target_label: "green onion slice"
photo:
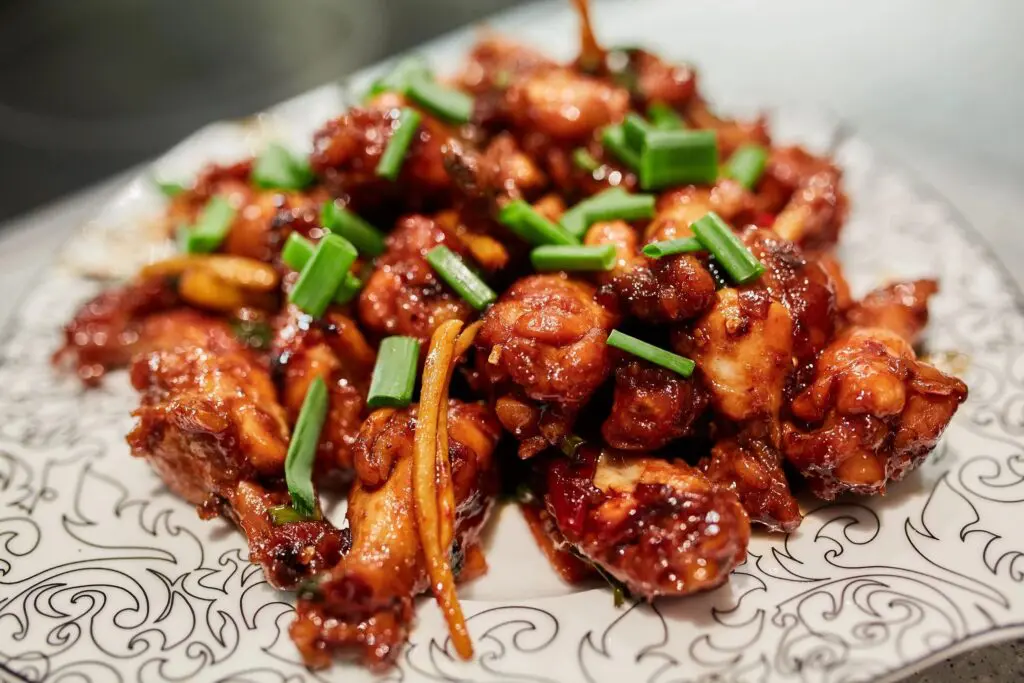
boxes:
[182,196,236,254]
[406,77,474,124]
[498,199,578,247]
[531,244,617,272]
[365,55,433,100]
[573,147,601,173]
[376,107,423,182]
[426,245,497,310]
[691,212,765,284]
[156,180,187,198]
[333,272,363,306]
[622,112,652,151]
[606,330,696,378]
[723,143,769,190]
[283,375,329,519]
[639,129,718,190]
[321,200,386,256]
[642,236,703,258]
[647,102,686,130]
[559,187,654,238]
[281,233,362,305]
[601,124,642,171]
[288,234,358,318]
[367,336,421,408]
[252,143,314,190]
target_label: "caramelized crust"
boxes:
[845,279,938,345]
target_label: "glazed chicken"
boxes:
[55,1,968,672]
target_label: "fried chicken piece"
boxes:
[783,327,967,499]
[542,448,749,598]
[444,134,548,205]
[506,68,629,143]
[585,219,715,323]
[619,48,698,110]
[601,360,708,451]
[358,214,474,344]
[273,305,376,476]
[677,288,794,429]
[845,279,938,345]
[55,276,179,385]
[817,252,853,312]
[310,106,453,214]
[686,98,770,158]
[646,181,754,241]
[168,159,327,262]
[699,436,801,532]
[292,401,501,669]
[764,147,847,252]
[476,274,619,457]
[457,33,557,96]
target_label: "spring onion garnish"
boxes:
[622,113,652,151]
[559,188,654,238]
[321,200,386,256]
[426,245,497,310]
[156,180,187,198]
[498,199,578,247]
[282,375,328,519]
[723,143,769,190]
[367,336,421,408]
[606,330,696,378]
[289,234,358,318]
[376,107,423,181]
[691,212,765,284]
[647,102,686,130]
[268,505,314,525]
[365,55,432,100]
[601,124,641,171]
[642,236,703,258]
[281,233,362,305]
[573,147,601,173]
[531,244,616,272]
[230,317,272,351]
[252,143,314,190]
[182,196,236,254]
[639,129,718,189]
[332,272,363,305]
[406,77,474,124]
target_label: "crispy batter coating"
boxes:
[845,279,938,345]
[601,360,708,451]
[700,436,801,532]
[543,448,749,598]
[764,147,848,251]
[273,305,376,475]
[292,401,500,669]
[358,214,474,344]
[783,327,967,498]
[506,68,630,143]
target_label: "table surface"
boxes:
[1,1,1021,680]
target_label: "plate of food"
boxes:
[2,1,1021,682]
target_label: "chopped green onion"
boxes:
[376,108,422,182]
[606,330,696,378]
[601,124,641,171]
[269,504,320,525]
[252,143,314,190]
[230,318,272,351]
[559,188,653,238]
[426,245,497,310]
[642,237,703,258]
[639,129,718,190]
[367,336,421,408]
[531,244,616,272]
[283,376,329,519]
[498,200,578,247]
[281,233,362,305]
[365,55,432,100]
[321,200,386,256]
[573,147,601,173]
[647,102,686,130]
[182,196,236,254]
[333,272,363,305]
[622,113,652,151]
[723,144,769,190]
[289,234,358,318]
[406,77,474,124]
[691,212,765,285]
[156,180,187,198]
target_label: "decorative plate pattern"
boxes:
[2,11,1023,683]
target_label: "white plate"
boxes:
[2,2,1023,682]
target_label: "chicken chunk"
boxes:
[542,448,749,597]
[358,214,474,344]
[845,279,938,345]
[506,68,630,143]
[783,327,967,499]
[601,360,708,451]
[292,401,501,669]
[457,34,557,96]
[686,98,770,158]
[764,147,847,252]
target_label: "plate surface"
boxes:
[2,3,1023,682]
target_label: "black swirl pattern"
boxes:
[1,104,1023,683]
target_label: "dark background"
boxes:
[0,0,522,223]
